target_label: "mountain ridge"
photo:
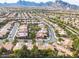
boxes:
[0,0,79,10]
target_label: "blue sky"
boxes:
[0,0,79,5]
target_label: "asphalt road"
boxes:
[37,16,57,43]
[7,22,19,41]
[43,21,57,43]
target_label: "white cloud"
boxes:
[0,0,18,3]
[25,0,53,3]
[62,0,79,5]
[0,0,53,3]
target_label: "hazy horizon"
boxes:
[0,0,79,6]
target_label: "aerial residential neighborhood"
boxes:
[0,0,79,58]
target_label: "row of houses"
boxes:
[36,23,48,40]
[51,23,67,36]
[36,28,48,39]
[0,21,14,39]
[0,18,7,23]
[16,24,28,39]
[53,36,73,56]
[59,15,79,29]
[0,42,33,52]
[0,41,54,53]
[8,13,16,18]
[0,11,30,20]
[0,40,73,56]
[48,11,79,29]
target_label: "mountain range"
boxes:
[0,0,79,10]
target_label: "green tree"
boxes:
[73,38,79,57]
[29,32,36,39]
[12,39,18,45]
[30,45,39,58]
[39,49,57,58]
[0,47,7,55]
[3,39,9,44]
[14,45,30,58]
[73,39,79,51]
[30,45,57,58]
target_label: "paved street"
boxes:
[37,17,57,43]
[7,22,20,41]
[43,21,57,43]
